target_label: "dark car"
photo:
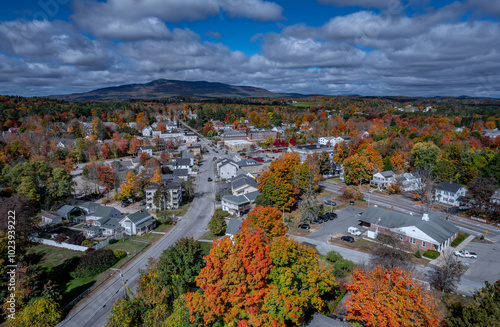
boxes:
[321,212,337,220]
[324,200,337,206]
[341,236,355,243]
[298,224,310,230]
[313,217,324,224]
[139,201,146,206]
[208,177,212,182]
[121,201,130,208]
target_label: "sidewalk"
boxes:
[429,234,476,266]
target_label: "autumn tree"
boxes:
[117,170,136,201]
[242,205,287,239]
[96,165,114,193]
[186,230,272,326]
[10,297,62,327]
[151,166,162,183]
[467,176,498,216]
[342,153,375,185]
[411,141,440,168]
[345,266,443,327]
[106,297,147,327]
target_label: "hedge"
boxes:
[423,250,440,259]
[71,249,118,278]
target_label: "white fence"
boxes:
[30,237,88,252]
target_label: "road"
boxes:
[320,181,500,239]
[58,140,217,327]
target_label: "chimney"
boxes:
[422,212,429,221]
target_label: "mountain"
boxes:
[48,79,303,101]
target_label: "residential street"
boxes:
[57,140,217,327]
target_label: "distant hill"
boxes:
[48,79,303,101]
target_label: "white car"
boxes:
[454,250,477,258]
[348,227,362,236]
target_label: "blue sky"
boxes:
[0,0,499,97]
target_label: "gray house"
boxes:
[217,159,240,179]
[78,202,101,215]
[41,212,63,225]
[86,206,123,224]
[94,217,123,236]
[120,209,155,236]
[57,205,84,222]
[221,190,260,216]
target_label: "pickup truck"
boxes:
[454,250,477,258]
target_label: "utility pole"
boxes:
[110,268,127,298]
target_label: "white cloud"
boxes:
[318,0,390,9]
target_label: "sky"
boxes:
[0,0,499,98]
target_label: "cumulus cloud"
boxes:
[71,0,283,40]
[318,0,390,9]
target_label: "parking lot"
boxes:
[456,241,500,284]
[306,206,365,243]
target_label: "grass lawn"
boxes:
[26,244,84,270]
[452,231,470,247]
[133,232,162,243]
[324,177,341,184]
[200,231,221,241]
[160,203,191,217]
[73,224,84,229]
[197,241,213,256]
[317,189,335,198]
[105,239,148,254]
[318,254,336,270]
[154,222,173,233]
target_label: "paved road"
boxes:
[57,140,217,327]
[320,181,500,239]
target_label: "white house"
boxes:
[221,191,260,216]
[217,159,240,179]
[370,171,396,188]
[94,217,122,236]
[138,146,153,156]
[396,173,421,192]
[435,181,467,206]
[120,209,156,236]
[183,132,198,144]
[231,174,258,195]
[318,136,344,147]
[142,126,153,137]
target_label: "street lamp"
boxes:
[110,268,127,298]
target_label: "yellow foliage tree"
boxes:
[118,171,136,201]
[151,166,162,183]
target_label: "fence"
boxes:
[470,216,487,223]
[30,237,88,252]
[92,232,124,250]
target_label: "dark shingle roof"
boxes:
[380,170,395,178]
[222,191,260,205]
[231,175,257,190]
[237,159,262,167]
[97,217,121,230]
[176,158,191,166]
[93,206,122,218]
[226,219,242,235]
[436,181,465,193]
[126,209,152,224]
[360,206,459,244]
[57,205,77,216]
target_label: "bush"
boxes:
[414,250,422,258]
[423,250,440,259]
[326,250,343,263]
[102,198,110,204]
[72,249,118,278]
[113,249,127,260]
[67,233,86,245]
[451,232,469,247]
[108,238,119,245]
[334,259,355,278]
[54,233,67,244]
[85,247,96,254]
[81,240,94,247]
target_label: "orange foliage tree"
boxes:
[241,206,288,239]
[345,266,443,327]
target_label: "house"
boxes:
[78,202,101,215]
[237,159,263,175]
[85,226,102,238]
[94,217,123,236]
[187,145,202,155]
[318,136,344,147]
[396,173,421,192]
[86,206,123,224]
[484,128,500,138]
[174,158,193,174]
[120,209,156,236]
[217,159,240,179]
[142,126,153,137]
[138,146,153,156]
[370,171,396,188]
[359,206,459,252]
[57,205,84,222]
[225,219,242,242]
[183,132,198,144]
[41,212,63,225]
[173,169,190,181]
[231,174,258,195]
[221,190,260,216]
[182,152,196,166]
[491,189,500,205]
[435,181,467,206]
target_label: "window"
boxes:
[422,242,426,248]
[409,238,416,244]
[399,235,404,241]
[377,227,380,232]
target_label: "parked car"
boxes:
[121,200,131,207]
[313,217,324,224]
[139,201,146,206]
[298,224,310,230]
[341,236,355,243]
[321,212,337,220]
[208,177,213,182]
[324,200,336,206]
[454,250,477,258]
[348,226,362,236]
